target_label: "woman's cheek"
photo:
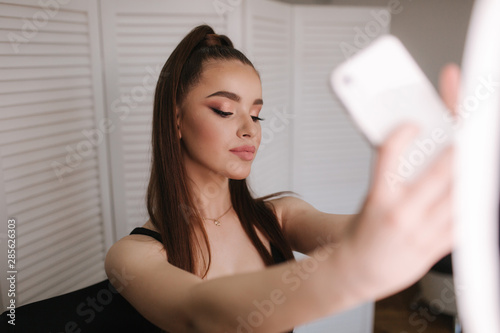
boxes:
[197,122,223,144]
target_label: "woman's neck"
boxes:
[184,165,233,219]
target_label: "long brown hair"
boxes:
[147,24,297,279]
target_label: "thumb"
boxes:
[439,63,461,117]
[370,123,421,199]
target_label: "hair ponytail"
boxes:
[147,25,296,279]
[202,33,232,47]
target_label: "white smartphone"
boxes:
[331,35,454,183]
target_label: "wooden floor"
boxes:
[374,283,455,333]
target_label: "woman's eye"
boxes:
[211,107,264,122]
[211,108,232,117]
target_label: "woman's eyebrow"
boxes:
[254,98,263,106]
[206,91,240,101]
[206,91,263,105]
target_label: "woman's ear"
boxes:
[176,107,182,139]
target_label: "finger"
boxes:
[371,123,421,198]
[405,179,453,263]
[403,145,454,215]
[424,176,453,240]
[420,214,454,272]
[429,214,454,263]
[418,180,454,269]
[439,63,461,117]
[430,175,455,251]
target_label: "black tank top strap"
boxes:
[270,242,287,264]
[130,227,162,243]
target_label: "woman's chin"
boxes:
[229,175,248,181]
[228,169,251,180]
[224,161,252,180]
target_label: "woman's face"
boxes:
[177,60,263,180]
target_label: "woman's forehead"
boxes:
[195,60,262,97]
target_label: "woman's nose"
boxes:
[237,114,258,138]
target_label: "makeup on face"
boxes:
[205,90,264,122]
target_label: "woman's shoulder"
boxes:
[104,222,201,332]
[115,222,162,246]
[264,196,296,229]
[264,195,309,230]
[105,223,166,275]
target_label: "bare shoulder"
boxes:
[264,197,284,228]
[104,232,202,331]
[105,233,166,275]
[105,222,167,273]
[264,195,309,230]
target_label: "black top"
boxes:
[0,228,293,333]
[130,227,294,333]
[130,227,289,264]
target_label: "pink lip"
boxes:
[230,145,256,153]
[230,151,254,161]
[230,145,255,161]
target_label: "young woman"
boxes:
[104,25,459,332]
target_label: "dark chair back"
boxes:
[0,279,162,332]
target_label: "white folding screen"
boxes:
[99,0,241,239]
[244,0,293,198]
[292,6,389,214]
[0,0,113,308]
[0,1,390,330]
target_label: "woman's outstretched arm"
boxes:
[187,64,461,332]
[187,240,363,332]
[105,225,361,333]
[266,195,357,254]
[106,64,459,333]
[106,126,453,333]
[268,64,461,258]
[187,121,454,332]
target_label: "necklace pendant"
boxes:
[214,220,221,226]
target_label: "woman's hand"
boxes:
[342,64,461,301]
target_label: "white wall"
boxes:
[276,0,475,88]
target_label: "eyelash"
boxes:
[211,108,264,122]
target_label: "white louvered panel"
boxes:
[0,0,113,308]
[19,227,102,288]
[101,0,235,238]
[291,6,390,333]
[1,55,90,68]
[20,244,104,303]
[0,67,92,82]
[2,127,92,159]
[8,170,99,216]
[19,206,101,247]
[17,196,101,243]
[0,77,92,94]
[0,118,94,145]
[0,98,94,120]
[293,6,390,216]
[244,0,293,198]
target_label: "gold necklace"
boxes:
[202,205,232,226]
